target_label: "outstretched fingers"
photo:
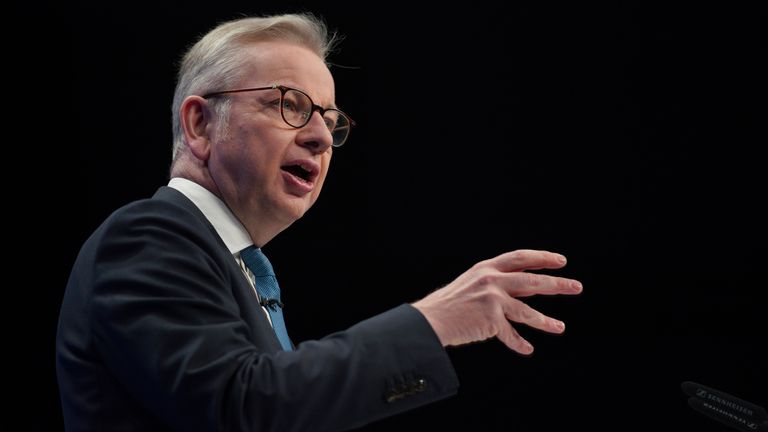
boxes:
[497,323,534,355]
[414,248,581,352]
[503,297,566,335]
[474,271,582,298]
[488,249,568,272]
[506,273,583,297]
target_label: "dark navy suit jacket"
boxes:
[57,186,458,431]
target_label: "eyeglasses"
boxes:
[202,84,355,147]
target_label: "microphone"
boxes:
[259,298,284,310]
[682,381,767,431]
[688,397,768,432]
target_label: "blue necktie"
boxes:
[240,246,293,351]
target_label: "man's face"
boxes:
[208,41,337,232]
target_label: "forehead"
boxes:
[240,41,335,105]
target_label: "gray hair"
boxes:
[170,13,338,161]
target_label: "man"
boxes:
[57,13,583,431]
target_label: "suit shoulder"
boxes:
[84,187,216,254]
[110,188,202,225]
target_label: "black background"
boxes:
[15,1,765,430]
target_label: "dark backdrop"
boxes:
[18,2,764,430]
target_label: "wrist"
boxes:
[412,303,448,347]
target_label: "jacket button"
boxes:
[385,377,427,402]
[414,378,427,392]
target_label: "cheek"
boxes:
[215,125,250,163]
[231,128,271,171]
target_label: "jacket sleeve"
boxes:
[87,199,459,432]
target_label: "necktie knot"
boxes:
[241,245,275,277]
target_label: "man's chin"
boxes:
[279,197,314,222]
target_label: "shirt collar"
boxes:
[168,177,252,254]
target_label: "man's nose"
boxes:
[296,111,333,153]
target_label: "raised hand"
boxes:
[412,250,583,355]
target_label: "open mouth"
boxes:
[280,160,318,184]
[281,165,312,183]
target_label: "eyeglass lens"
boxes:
[282,89,350,147]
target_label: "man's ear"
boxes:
[180,95,214,162]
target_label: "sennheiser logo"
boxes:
[704,392,755,416]
[682,381,767,432]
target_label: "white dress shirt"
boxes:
[168,177,272,325]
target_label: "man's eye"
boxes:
[282,100,299,112]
